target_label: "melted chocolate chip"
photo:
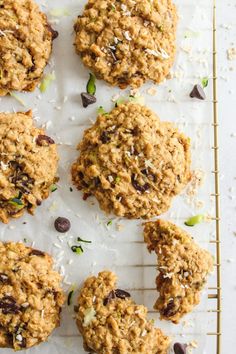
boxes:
[161,300,178,318]
[173,343,187,354]
[114,289,131,299]
[0,273,9,284]
[94,177,100,187]
[103,289,131,306]
[54,217,71,233]
[132,126,140,136]
[81,92,97,108]
[103,290,116,306]
[83,193,91,201]
[0,296,20,314]
[9,162,32,194]
[100,131,111,144]
[36,135,55,146]
[19,337,26,348]
[36,199,42,206]
[47,23,59,40]
[131,174,149,193]
[30,249,45,257]
[189,84,206,100]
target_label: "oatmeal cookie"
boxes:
[71,103,191,219]
[74,0,177,88]
[0,0,58,96]
[75,271,170,354]
[0,110,58,223]
[144,219,214,323]
[0,242,65,350]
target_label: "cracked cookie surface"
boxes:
[144,219,214,323]
[0,0,57,96]
[0,110,58,223]
[75,271,170,354]
[74,0,177,88]
[71,103,191,219]
[0,242,64,350]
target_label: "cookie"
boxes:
[71,103,191,219]
[0,110,59,223]
[75,271,170,354]
[0,242,65,350]
[74,0,177,88]
[0,0,58,96]
[143,219,214,323]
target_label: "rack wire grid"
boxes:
[125,2,221,353]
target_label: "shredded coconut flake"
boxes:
[124,31,132,41]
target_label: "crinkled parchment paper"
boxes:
[0,1,216,353]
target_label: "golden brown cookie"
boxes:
[0,0,58,96]
[0,242,65,350]
[74,0,177,88]
[144,219,214,324]
[0,110,59,223]
[71,103,191,219]
[75,271,170,354]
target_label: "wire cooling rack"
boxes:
[125,2,221,353]
[207,1,221,353]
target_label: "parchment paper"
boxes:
[0,1,215,353]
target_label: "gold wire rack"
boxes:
[209,1,221,353]
[125,2,221,353]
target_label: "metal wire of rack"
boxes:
[207,1,222,353]
[125,2,221,353]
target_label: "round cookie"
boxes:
[0,242,65,350]
[75,271,170,354]
[74,0,177,88]
[0,0,58,96]
[0,110,59,223]
[71,103,191,219]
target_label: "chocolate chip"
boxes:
[83,193,91,201]
[100,131,111,144]
[103,290,116,306]
[0,273,9,284]
[9,163,35,194]
[30,249,45,257]
[36,199,42,206]
[114,289,131,299]
[161,300,178,318]
[19,337,26,348]
[94,177,100,187]
[47,23,59,40]
[81,92,97,108]
[131,174,149,193]
[36,135,55,146]
[54,217,71,233]
[189,84,206,100]
[173,343,187,354]
[0,296,21,314]
[132,126,140,136]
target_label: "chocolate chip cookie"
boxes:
[0,0,58,96]
[75,271,170,354]
[71,103,191,219]
[0,110,58,223]
[0,242,64,350]
[74,0,177,88]
[144,219,214,324]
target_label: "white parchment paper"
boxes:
[0,1,216,353]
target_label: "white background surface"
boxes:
[217,0,236,352]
